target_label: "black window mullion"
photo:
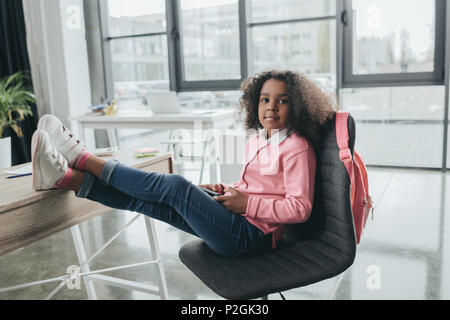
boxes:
[166,0,181,92]
[434,0,446,83]
[238,0,248,81]
[107,31,167,41]
[336,0,345,105]
[98,0,115,100]
[174,0,241,91]
[442,0,450,170]
[248,15,337,28]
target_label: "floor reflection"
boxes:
[0,163,448,299]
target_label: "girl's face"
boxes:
[258,79,289,138]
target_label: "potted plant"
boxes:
[0,71,35,168]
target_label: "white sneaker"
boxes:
[31,130,69,191]
[37,114,86,166]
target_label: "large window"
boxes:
[247,0,337,93]
[447,86,450,169]
[248,0,335,22]
[178,0,241,81]
[341,86,445,168]
[447,121,450,169]
[249,21,336,91]
[104,0,170,109]
[352,0,435,75]
[101,0,338,100]
[447,119,450,169]
[340,0,448,170]
[342,0,445,87]
[98,0,449,170]
[107,0,166,36]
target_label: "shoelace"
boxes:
[50,148,65,170]
[61,126,86,151]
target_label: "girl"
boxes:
[31,70,335,258]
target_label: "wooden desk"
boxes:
[0,151,172,256]
[0,151,172,299]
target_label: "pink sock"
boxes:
[55,167,73,188]
[74,151,93,171]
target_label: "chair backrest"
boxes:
[283,113,357,261]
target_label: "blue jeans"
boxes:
[76,159,272,257]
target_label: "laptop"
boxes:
[146,92,182,114]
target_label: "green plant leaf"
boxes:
[0,71,35,137]
[10,123,23,138]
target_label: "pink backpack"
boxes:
[336,111,373,244]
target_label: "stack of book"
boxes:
[85,100,118,116]
[88,103,106,115]
[133,147,159,158]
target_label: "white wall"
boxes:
[22,0,92,140]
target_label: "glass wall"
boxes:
[448,118,450,169]
[341,86,445,168]
[110,36,169,110]
[107,0,169,109]
[178,0,241,81]
[107,0,166,36]
[177,90,240,109]
[447,119,450,169]
[100,0,448,169]
[247,0,337,93]
[249,20,336,92]
[351,0,436,75]
[248,0,335,22]
[447,65,450,169]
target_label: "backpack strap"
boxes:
[335,111,352,163]
[336,111,356,205]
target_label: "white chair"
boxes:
[161,129,217,184]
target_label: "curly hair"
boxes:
[239,70,336,150]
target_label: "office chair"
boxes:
[178,113,357,300]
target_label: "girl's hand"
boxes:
[198,184,225,194]
[214,187,249,214]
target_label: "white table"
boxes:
[69,109,237,182]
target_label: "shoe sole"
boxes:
[32,130,64,191]
[31,131,43,191]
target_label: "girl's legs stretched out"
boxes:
[71,156,272,257]
[33,114,271,257]
[67,168,197,236]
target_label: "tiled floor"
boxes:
[1,130,449,300]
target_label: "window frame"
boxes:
[246,15,337,77]
[97,0,450,170]
[168,0,247,92]
[100,0,338,93]
[341,0,446,88]
[99,0,171,99]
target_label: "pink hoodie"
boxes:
[224,128,316,248]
